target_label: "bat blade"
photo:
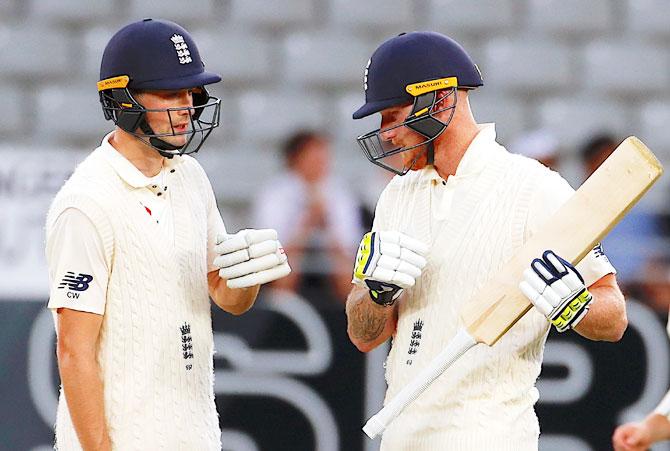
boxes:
[461,136,663,345]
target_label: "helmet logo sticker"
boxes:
[363,59,371,91]
[170,34,192,65]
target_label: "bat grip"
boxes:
[362,327,478,439]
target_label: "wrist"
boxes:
[365,280,402,306]
[368,289,396,307]
[646,413,670,442]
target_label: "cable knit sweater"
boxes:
[45,146,220,450]
[373,125,612,451]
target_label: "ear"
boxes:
[432,88,457,113]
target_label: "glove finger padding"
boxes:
[353,231,428,305]
[377,231,429,256]
[376,255,422,279]
[371,267,415,288]
[519,280,553,316]
[378,242,427,269]
[226,262,291,289]
[520,249,592,332]
[249,240,278,258]
[561,271,584,291]
[541,285,564,308]
[215,229,278,255]
[219,253,281,280]
[213,248,249,268]
[548,279,573,299]
[523,268,548,294]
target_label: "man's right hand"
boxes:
[352,231,428,306]
[612,421,653,451]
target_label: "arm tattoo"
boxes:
[347,295,390,342]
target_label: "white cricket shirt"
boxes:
[46,130,226,450]
[373,123,616,451]
[47,132,224,315]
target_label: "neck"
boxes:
[108,128,165,177]
[432,121,480,180]
[431,90,480,180]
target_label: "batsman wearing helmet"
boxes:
[45,19,290,450]
[346,32,627,450]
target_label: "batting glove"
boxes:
[519,250,593,332]
[214,229,291,289]
[353,231,428,306]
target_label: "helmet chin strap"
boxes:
[426,141,435,165]
[405,91,446,169]
[138,121,183,158]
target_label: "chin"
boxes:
[164,136,188,147]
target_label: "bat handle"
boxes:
[362,327,478,439]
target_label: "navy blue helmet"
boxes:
[98,18,222,157]
[353,32,483,175]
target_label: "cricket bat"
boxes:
[363,136,664,439]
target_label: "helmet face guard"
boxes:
[356,77,458,176]
[98,75,221,158]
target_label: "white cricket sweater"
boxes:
[373,124,613,451]
[46,146,221,450]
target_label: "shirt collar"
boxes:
[422,123,499,183]
[98,131,183,189]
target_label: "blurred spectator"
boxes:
[252,130,363,305]
[580,133,663,287]
[581,134,619,177]
[509,128,561,170]
[629,256,670,313]
[358,152,404,230]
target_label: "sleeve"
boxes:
[526,170,617,287]
[654,389,670,417]
[46,208,109,315]
[206,180,226,273]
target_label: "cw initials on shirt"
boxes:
[58,272,93,299]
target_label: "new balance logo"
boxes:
[58,272,93,292]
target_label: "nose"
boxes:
[177,91,194,116]
[380,124,397,143]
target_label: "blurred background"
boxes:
[1,0,670,450]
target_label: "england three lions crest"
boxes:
[171,34,192,65]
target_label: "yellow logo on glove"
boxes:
[551,289,592,331]
[354,232,374,281]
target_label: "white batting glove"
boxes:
[352,231,428,306]
[519,250,593,332]
[213,229,291,289]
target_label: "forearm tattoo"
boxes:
[347,295,390,342]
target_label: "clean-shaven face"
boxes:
[135,89,194,147]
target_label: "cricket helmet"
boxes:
[98,18,222,157]
[353,31,483,175]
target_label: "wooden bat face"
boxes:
[460,136,664,346]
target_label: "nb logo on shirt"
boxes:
[58,272,93,293]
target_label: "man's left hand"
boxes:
[519,250,592,332]
[214,229,291,289]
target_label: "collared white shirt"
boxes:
[98,133,180,241]
[47,132,224,315]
